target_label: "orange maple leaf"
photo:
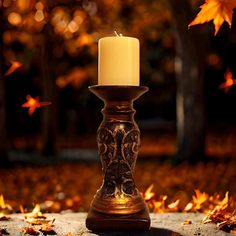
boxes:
[4,60,23,77]
[192,189,208,210]
[189,0,236,35]
[142,184,156,201]
[21,95,52,116]
[219,69,236,92]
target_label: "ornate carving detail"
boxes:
[88,86,149,215]
[97,124,140,198]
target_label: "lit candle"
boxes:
[98,33,140,86]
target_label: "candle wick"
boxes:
[114,31,123,37]
[114,31,119,36]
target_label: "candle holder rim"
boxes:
[89,85,148,101]
[89,85,149,91]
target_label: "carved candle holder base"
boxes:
[86,85,150,231]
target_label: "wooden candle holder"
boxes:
[86,85,150,231]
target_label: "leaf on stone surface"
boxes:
[189,0,236,35]
[0,216,11,221]
[192,189,208,210]
[39,219,56,235]
[168,199,180,209]
[182,220,192,225]
[0,228,9,235]
[22,227,39,235]
[0,195,12,214]
[202,192,236,231]
[26,218,50,225]
[184,202,193,212]
[142,184,156,201]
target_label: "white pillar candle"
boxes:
[98,35,140,86]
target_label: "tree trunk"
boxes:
[0,7,8,165]
[40,28,57,157]
[168,0,206,162]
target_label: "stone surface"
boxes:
[0,213,233,236]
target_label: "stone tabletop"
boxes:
[0,213,233,236]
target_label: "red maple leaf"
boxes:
[21,95,52,115]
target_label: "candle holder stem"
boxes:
[86,85,150,231]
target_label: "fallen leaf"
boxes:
[189,0,236,35]
[0,195,12,212]
[142,184,156,201]
[0,228,9,235]
[184,202,193,212]
[39,219,56,235]
[182,220,192,225]
[22,227,39,235]
[202,192,235,232]
[192,189,208,210]
[0,216,11,221]
[39,228,56,235]
[168,199,180,209]
[26,218,50,225]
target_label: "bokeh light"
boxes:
[34,10,44,22]
[8,12,22,26]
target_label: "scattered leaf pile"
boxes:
[142,186,236,233]
[21,205,56,235]
[203,192,236,233]
[0,162,235,234]
[0,228,10,235]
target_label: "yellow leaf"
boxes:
[182,220,192,225]
[189,0,236,35]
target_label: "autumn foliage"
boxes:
[189,0,236,35]
[21,95,51,116]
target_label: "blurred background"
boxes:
[0,0,235,213]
